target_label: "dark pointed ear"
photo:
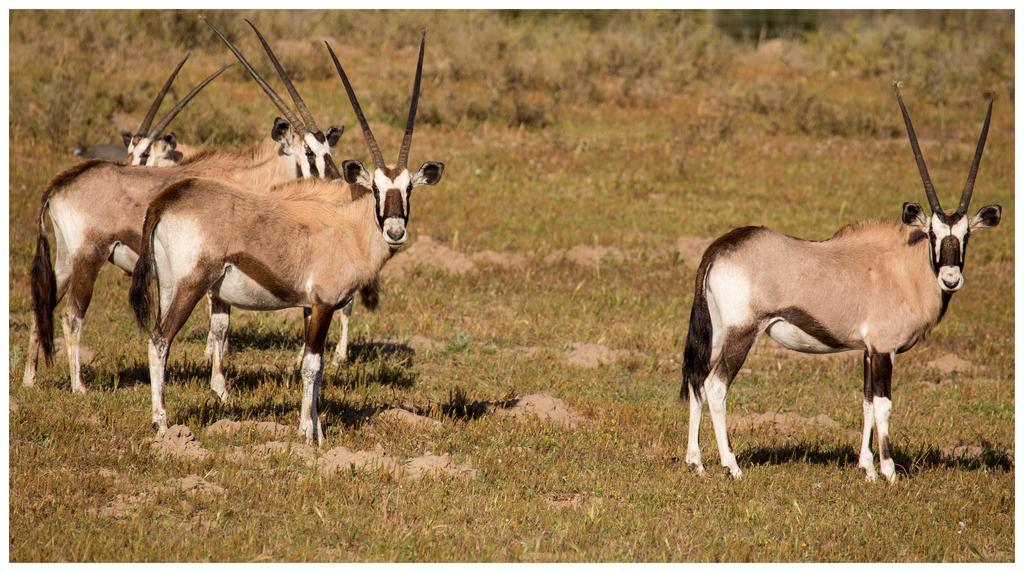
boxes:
[326,126,344,148]
[162,132,177,149]
[970,204,1001,231]
[411,161,444,187]
[902,202,927,228]
[271,117,291,142]
[121,131,133,149]
[342,160,372,188]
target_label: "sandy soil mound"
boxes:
[675,235,713,268]
[940,445,1014,465]
[927,353,979,374]
[544,245,625,268]
[730,412,846,438]
[564,342,640,368]
[408,335,443,352]
[151,425,210,462]
[377,408,442,429]
[471,250,529,270]
[316,444,475,480]
[383,235,475,279]
[493,393,585,429]
[206,419,293,440]
[169,475,226,496]
[544,493,603,510]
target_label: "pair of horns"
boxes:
[894,81,994,215]
[204,17,340,179]
[134,52,231,143]
[326,30,426,171]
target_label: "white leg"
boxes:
[204,294,215,360]
[858,398,877,481]
[331,300,353,366]
[685,383,705,474]
[706,372,741,479]
[873,397,896,483]
[61,313,86,394]
[148,336,169,435]
[208,299,230,402]
[299,351,324,445]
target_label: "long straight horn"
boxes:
[147,64,232,139]
[203,17,305,133]
[957,92,994,214]
[325,40,384,169]
[397,30,426,171]
[893,81,943,213]
[136,52,190,138]
[245,19,320,135]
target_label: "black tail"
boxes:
[681,258,713,401]
[30,203,57,362]
[129,209,158,331]
[358,279,380,311]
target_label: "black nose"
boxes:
[942,278,959,288]
[386,227,405,241]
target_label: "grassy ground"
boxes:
[8,10,1014,561]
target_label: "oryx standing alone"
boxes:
[680,83,1002,482]
[24,47,343,394]
[129,32,444,444]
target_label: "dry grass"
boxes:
[8,10,1015,562]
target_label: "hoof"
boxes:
[210,375,229,403]
[727,467,744,480]
[72,384,87,395]
[864,471,878,482]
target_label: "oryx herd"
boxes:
[22,20,1002,481]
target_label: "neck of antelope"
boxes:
[226,138,303,190]
[901,226,949,328]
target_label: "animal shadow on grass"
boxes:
[738,441,1013,475]
[438,386,519,421]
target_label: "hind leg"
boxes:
[208,296,231,402]
[704,326,757,479]
[330,299,353,366]
[61,254,104,394]
[685,383,705,474]
[295,307,311,367]
[24,231,73,387]
[149,278,216,434]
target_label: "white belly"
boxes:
[766,319,842,354]
[108,242,139,274]
[213,264,291,311]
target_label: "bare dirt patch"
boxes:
[315,444,476,480]
[471,250,529,270]
[206,419,294,440]
[383,235,475,279]
[564,342,640,368]
[376,408,442,429]
[544,245,625,268]
[544,492,603,510]
[675,235,713,268]
[169,475,226,496]
[151,425,211,462]
[493,393,585,429]
[927,353,980,375]
[730,412,850,438]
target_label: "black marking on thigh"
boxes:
[870,352,892,399]
[715,325,757,384]
[771,307,843,349]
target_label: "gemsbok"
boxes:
[122,53,214,167]
[204,18,376,369]
[680,83,1002,483]
[25,43,344,394]
[129,32,443,444]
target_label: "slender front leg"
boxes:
[859,352,878,481]
[204,293,216,360]
[685,383,705,474]
[22,319,41,387]
[299,304,334,445]
[870,351,896,483]
[208,297,231,402]
[295,307,312,367]
[330,299,354,366]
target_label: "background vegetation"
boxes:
[9,10,1014,561]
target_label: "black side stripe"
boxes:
[769,307,844,349]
